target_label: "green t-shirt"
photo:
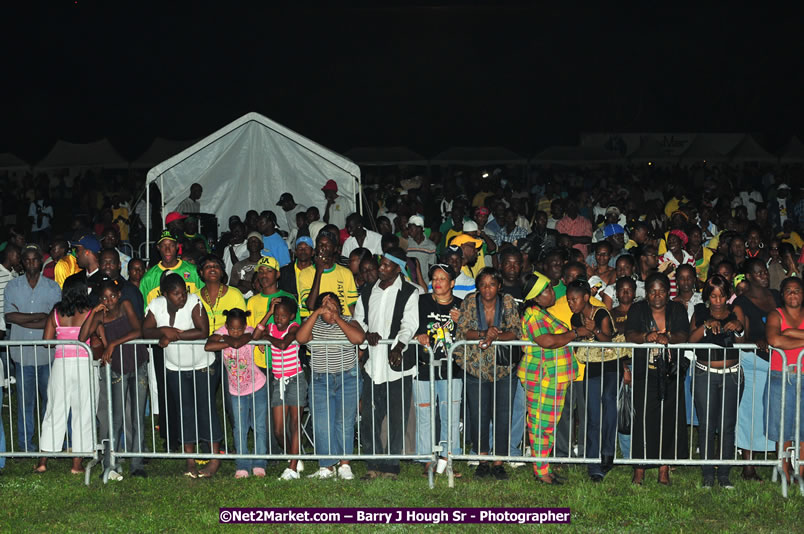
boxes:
[140,260,205,310]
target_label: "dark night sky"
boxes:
[3,3,803,163]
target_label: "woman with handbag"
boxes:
[455,267,520,480]
[624,272,690,486]
[688,274,745,488]
[567,280,620,482]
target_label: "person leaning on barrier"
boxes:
[611,276,637,459]
[141,273,220,479]
[566,279,618,483]
[352,247,419,481]
[413,263,464,478]
[764,276,804,484]
[79,278,149,479]
[519,271,592,485]
[37,277,95,474]
[624,272,690,486]
[733,258,782,481]
[688,274,746,489]
[295,292,365,481]
[455,267,520,481]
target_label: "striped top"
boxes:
[309,316,358,374]
[268,321,301,378]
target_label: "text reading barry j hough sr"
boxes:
[218,507,571,525]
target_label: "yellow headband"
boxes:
[525,270,551,301]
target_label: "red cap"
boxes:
[321,179,338,192]
[165,212,188,225]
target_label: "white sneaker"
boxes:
[507,461,526,469]
[308,467,336,479]
[337,464,354,480]
[108,470,123,481]
[278,468,300,481]
[467,460,479,466]
[291,459,304,473]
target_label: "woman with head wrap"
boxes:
[519,271,593,484]
[658,229,694,299]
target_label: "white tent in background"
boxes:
[344,146,428,166]
[627,137,675,163]
[431,146,526,166]
[131,138,198,169]
[778,136,804,163]
[35,139,128,170]
[678,136,726,164]
[145,112,360,254]
[532,146,621,165]
[727,135,776,163]
[0,152,29,171]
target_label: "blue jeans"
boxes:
[464,373,513,456]
[309,367,359,468]
[414,378,462,460]
[618,433,631,459]
[229,389,268,471]
[509,379,526,457]
[584,371,618,476]
[15,363,50,452]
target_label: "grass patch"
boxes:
[1,455,802,533]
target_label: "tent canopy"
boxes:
[0,152,29,171]
[35,139,128,170]
[779,136,804,163]
[146,112,360,231]
[727,135,776,162]
[344,146,428,166]
[532,146,622,165]
[431,146,526,166]
[627,137,676,162]
[678,136,726,163]
[132,137,197,169]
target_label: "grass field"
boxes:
[1,453,802,533]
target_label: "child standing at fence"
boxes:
[79,278,149,478]
[37,277,96,474]
[205,308,268,479]
[253,297,306,481]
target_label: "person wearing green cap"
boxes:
[519,271,592,485]
[139,230,204,308]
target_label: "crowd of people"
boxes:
[0,163,803,488]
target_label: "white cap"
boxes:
[408,215,425,227]
[463,220,479,232]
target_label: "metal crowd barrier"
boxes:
[100,339,439,488]
[444,340,798,497]
[0,340,106,486]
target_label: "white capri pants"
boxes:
[40,357,98,453]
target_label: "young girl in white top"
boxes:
[253,297,306,480]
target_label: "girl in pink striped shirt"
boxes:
[253,297,307,480]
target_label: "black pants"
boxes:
[692,366,743,479]
[464,373,513,456]
[360,375,412,474]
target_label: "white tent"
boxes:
[145,112,360,252]
[0,152,29,171]
[727,135,776,163]
[678,136,726,164]
[627,137,676,163]
[344,146,428,166]
[532,146,622,165]
[35,139,128,170]
[131,137,198,169]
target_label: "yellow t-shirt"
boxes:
[54,254,81,288]
[296,264,358,317]
[547,295,606,382]
[200,286,246,335]
[112,207,130,242]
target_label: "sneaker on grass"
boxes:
[337,464,354,480]
[279,468,300,481]
[308,467,336,479]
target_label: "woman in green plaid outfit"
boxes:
[519,271,592,485]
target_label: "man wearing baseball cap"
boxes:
[276,193,308,235]
[450,232,483,279]
[406,215,436,281]
[64,234,105,303]
[230,232,264,294]
[139,230,204,308]
[321,179,347,230]
[279,236,314,303]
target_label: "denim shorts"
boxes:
[271,372,308,408]
[767,370,804,443]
